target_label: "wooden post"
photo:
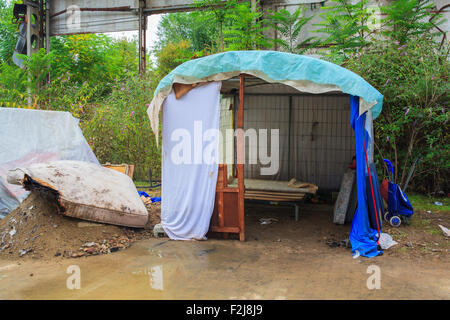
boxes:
[45,0,50,83]
[237,74,245,241]
[138,0,146,74]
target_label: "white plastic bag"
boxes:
[0,108,98,216]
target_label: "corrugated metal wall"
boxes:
[241,93,355,191]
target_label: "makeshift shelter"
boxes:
[0,108,99,217]
[147,51,384,258]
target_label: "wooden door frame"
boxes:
[210,74,246,241]
[236,74,246,241]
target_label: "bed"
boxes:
[228,178,318,221]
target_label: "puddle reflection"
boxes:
[132,265,164,291]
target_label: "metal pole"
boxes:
[46,0,50,83]
[45,0,50,54]
[26,5,32,107]
[143,14,147,73]
[138,4,142,74]
[138,0,146,74]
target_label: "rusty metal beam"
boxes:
[50,6,134,19]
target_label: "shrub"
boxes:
[344,37,449,193]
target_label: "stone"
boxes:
[153,224,166,238]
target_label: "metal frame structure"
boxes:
[16,0,450,75]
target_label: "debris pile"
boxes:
[140,195,161,227]
[0,191,161,260]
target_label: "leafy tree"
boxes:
[224,1,270,50]
[155,11,219,53]
[315,0,374,59]
[192,0,237,51]
[380,0,444,44]
[154,40,195,80]
[19,48,54,95]
[345,37,449,193]
[81,72,161,180]
[266,5,319,54]
[0,0,19,64]
[0,62,27,107]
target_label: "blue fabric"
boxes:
[138,191,150,198]
[138,191,161,203]
[154,51,383,119]
[349,95,382,258]
[383,159,394,175]
[388,182,414,218]
[151,197,161,203]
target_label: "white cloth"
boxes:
[161,81,221,240]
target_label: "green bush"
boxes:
[344,37,449,193]
[81,72,161,181]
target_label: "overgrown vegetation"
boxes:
[0,0,448,193]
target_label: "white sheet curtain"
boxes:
[161,82,221,240]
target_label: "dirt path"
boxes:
[0,202,448,299]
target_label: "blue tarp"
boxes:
[138,191,161,203]
[349,96,382,258]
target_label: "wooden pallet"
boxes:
[244,190,305,202]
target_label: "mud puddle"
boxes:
[1,237,449,299]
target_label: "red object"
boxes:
[348,159,356,170]
[364,141,381,246]
[380,179,389,203]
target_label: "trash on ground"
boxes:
[379,232,398,250]
[259,218,279,225]
[153,223,166,238]
[138,191,161,203]
[326,238,351,248]
[7,160,148,228]
[434,201,443,206]
[438,225,449,237]
[102,163,134,179]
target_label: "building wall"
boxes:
[260,0,448,51]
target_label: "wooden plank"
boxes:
[210,226,240,233]
[216,187,239,193]
[245,191,305,197]
[333,169,356,225]
[244,195,305,201]
[237,74,245,242]
[228,178,317,194]
[220,164,227,238]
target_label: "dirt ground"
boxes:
[0,191,160,260]
[0,196,448,299]
[244,202,449,261]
